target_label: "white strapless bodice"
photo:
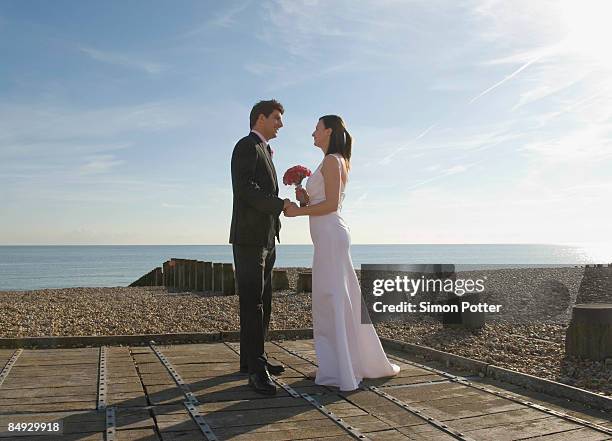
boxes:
[305,154,346,212]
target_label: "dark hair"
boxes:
[320,115,352,170]
[250,99,284,129]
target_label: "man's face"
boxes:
[260,109,284,140]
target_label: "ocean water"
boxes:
[0,244,609,291]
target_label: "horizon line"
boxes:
[0,242,602,247]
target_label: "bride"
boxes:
[284,115,400,391]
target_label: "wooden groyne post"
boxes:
[129,258,234,294]
[129,267,163,287]
[566,303,612,360]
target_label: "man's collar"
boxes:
[250,129,267,144]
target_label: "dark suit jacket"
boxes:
[229,132,284,248]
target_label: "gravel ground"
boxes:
[1,266,610,397]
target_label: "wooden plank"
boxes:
[140,386,184,405]
[276,340,316,351]
[519,427,612,440]
[198,402,367,428]
[136,372,176,386]
[361,373,445,387]
[115,428,161,440]
[209,414,391,441]
[1,377,98,389]
[303,429,412,441]
[464,415,585,440]
[415,395,525,421]
[6,368,97,378]
[0,394,98,406]
[368,405,442,429]
[195,394,354,413]
[0,385,95,399]
[211,419,354,440]
[444,407,551,432]
[146,355,239,365]
[10,357,98,367]
[0,402,97,412]
[156,342,237,352]
[397,424,462,440]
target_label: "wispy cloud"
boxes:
[78,155,125,175]
[178,1,252,38]
[245,0,426,89]
[209,1,251,27]
[378,124,438,165]
[0,101,192,146]
[378,125,520,168]
[251,60,356,91]
[521,123,612,164]
[468,55,542,104]
[403,162,478,191]
[161,202,188,208]
[79,46,166,74]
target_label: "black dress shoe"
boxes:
[266,361,285,375]
[248,369,277,395]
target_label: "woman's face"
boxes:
[312,119,331,150]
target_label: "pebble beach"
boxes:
[1,266,610,397]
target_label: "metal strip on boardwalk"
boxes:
[98,347,117,441]
[225,342,372,441]
[388,354,612,437]
[185,401,221,441]
[149,341,219,441]
[105,406,116,441]
[98,346,108,410]
[0,348,22,388]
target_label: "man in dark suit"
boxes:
[230,99,296,395]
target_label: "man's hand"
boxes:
[283,198,293,211]
[284,203,300,217]
[295,187,309,206]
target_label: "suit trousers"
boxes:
[232,244,276,373]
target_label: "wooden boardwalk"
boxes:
[0,339,610,440]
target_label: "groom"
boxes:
[229,99,295,395]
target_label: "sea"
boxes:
[0,244,610,291]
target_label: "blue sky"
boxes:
[1,0,611,246]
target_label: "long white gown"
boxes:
[305,153,400,391]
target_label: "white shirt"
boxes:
[251,129,267,144]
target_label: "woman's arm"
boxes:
[290,155,342,217]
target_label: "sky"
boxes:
[1,0,611,245]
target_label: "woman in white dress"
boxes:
[284,115,400,391]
